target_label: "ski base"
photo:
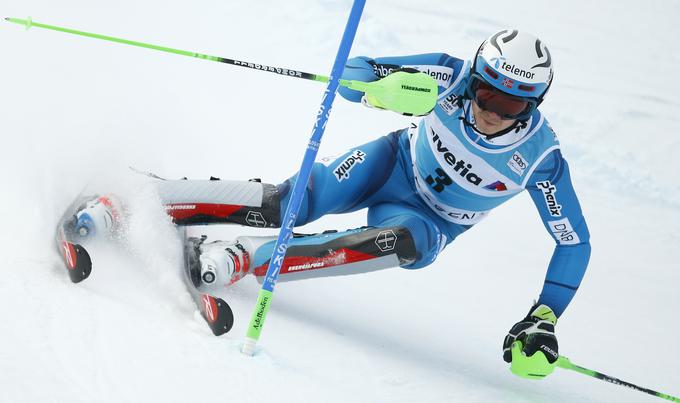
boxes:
[55,192,234,335]
[55,196,95,283]
[183,234,234,336]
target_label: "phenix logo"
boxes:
[334,150,367,182]
[536,180,562,217]
[430,129,483,186]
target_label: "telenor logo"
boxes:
[421,68,450,84]
[403,65,454,86]
[490,56,507,69]
[500,61,535,80]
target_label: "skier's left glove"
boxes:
[361,68,435,116]
[502,304,559,379]
[361,70,422,111]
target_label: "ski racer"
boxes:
[77,29,590,378]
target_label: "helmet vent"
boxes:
[484,66,499,79]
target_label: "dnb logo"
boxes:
[375,230,397,252]
[548,218,580,245]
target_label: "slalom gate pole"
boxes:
[4,16,331,84]
[241,0,365,356]
[557,356,680,402]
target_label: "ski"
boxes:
[55,195,95,283]
[55,187,234,336]
[133,169,236,336]
[182,234,234,336]
[132,168,235,335]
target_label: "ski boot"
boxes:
[70,195,124,240]
[184,236,253,296]
[56,194,124,283]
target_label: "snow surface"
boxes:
[1,0,679,402]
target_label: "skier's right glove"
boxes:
[502,304,559,379]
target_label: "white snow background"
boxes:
[1,0,679,402]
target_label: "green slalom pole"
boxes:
[5,17,437,115]
[557,356,680,402]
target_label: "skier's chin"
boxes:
[472,106,515,135]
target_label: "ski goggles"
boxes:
[466,74,537,120]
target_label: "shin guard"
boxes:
[157,179,281,228]
[243,226,417,282]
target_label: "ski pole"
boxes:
[557,356,680,402]
[5,17,330,84]
[5,16,437,116]
[241,0,365,356]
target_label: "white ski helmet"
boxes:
[465,29,554,120]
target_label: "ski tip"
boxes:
[4,17,10,21]
[196,294,234,336]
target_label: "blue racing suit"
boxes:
[277,53,591,317]
[158,53,591,318]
